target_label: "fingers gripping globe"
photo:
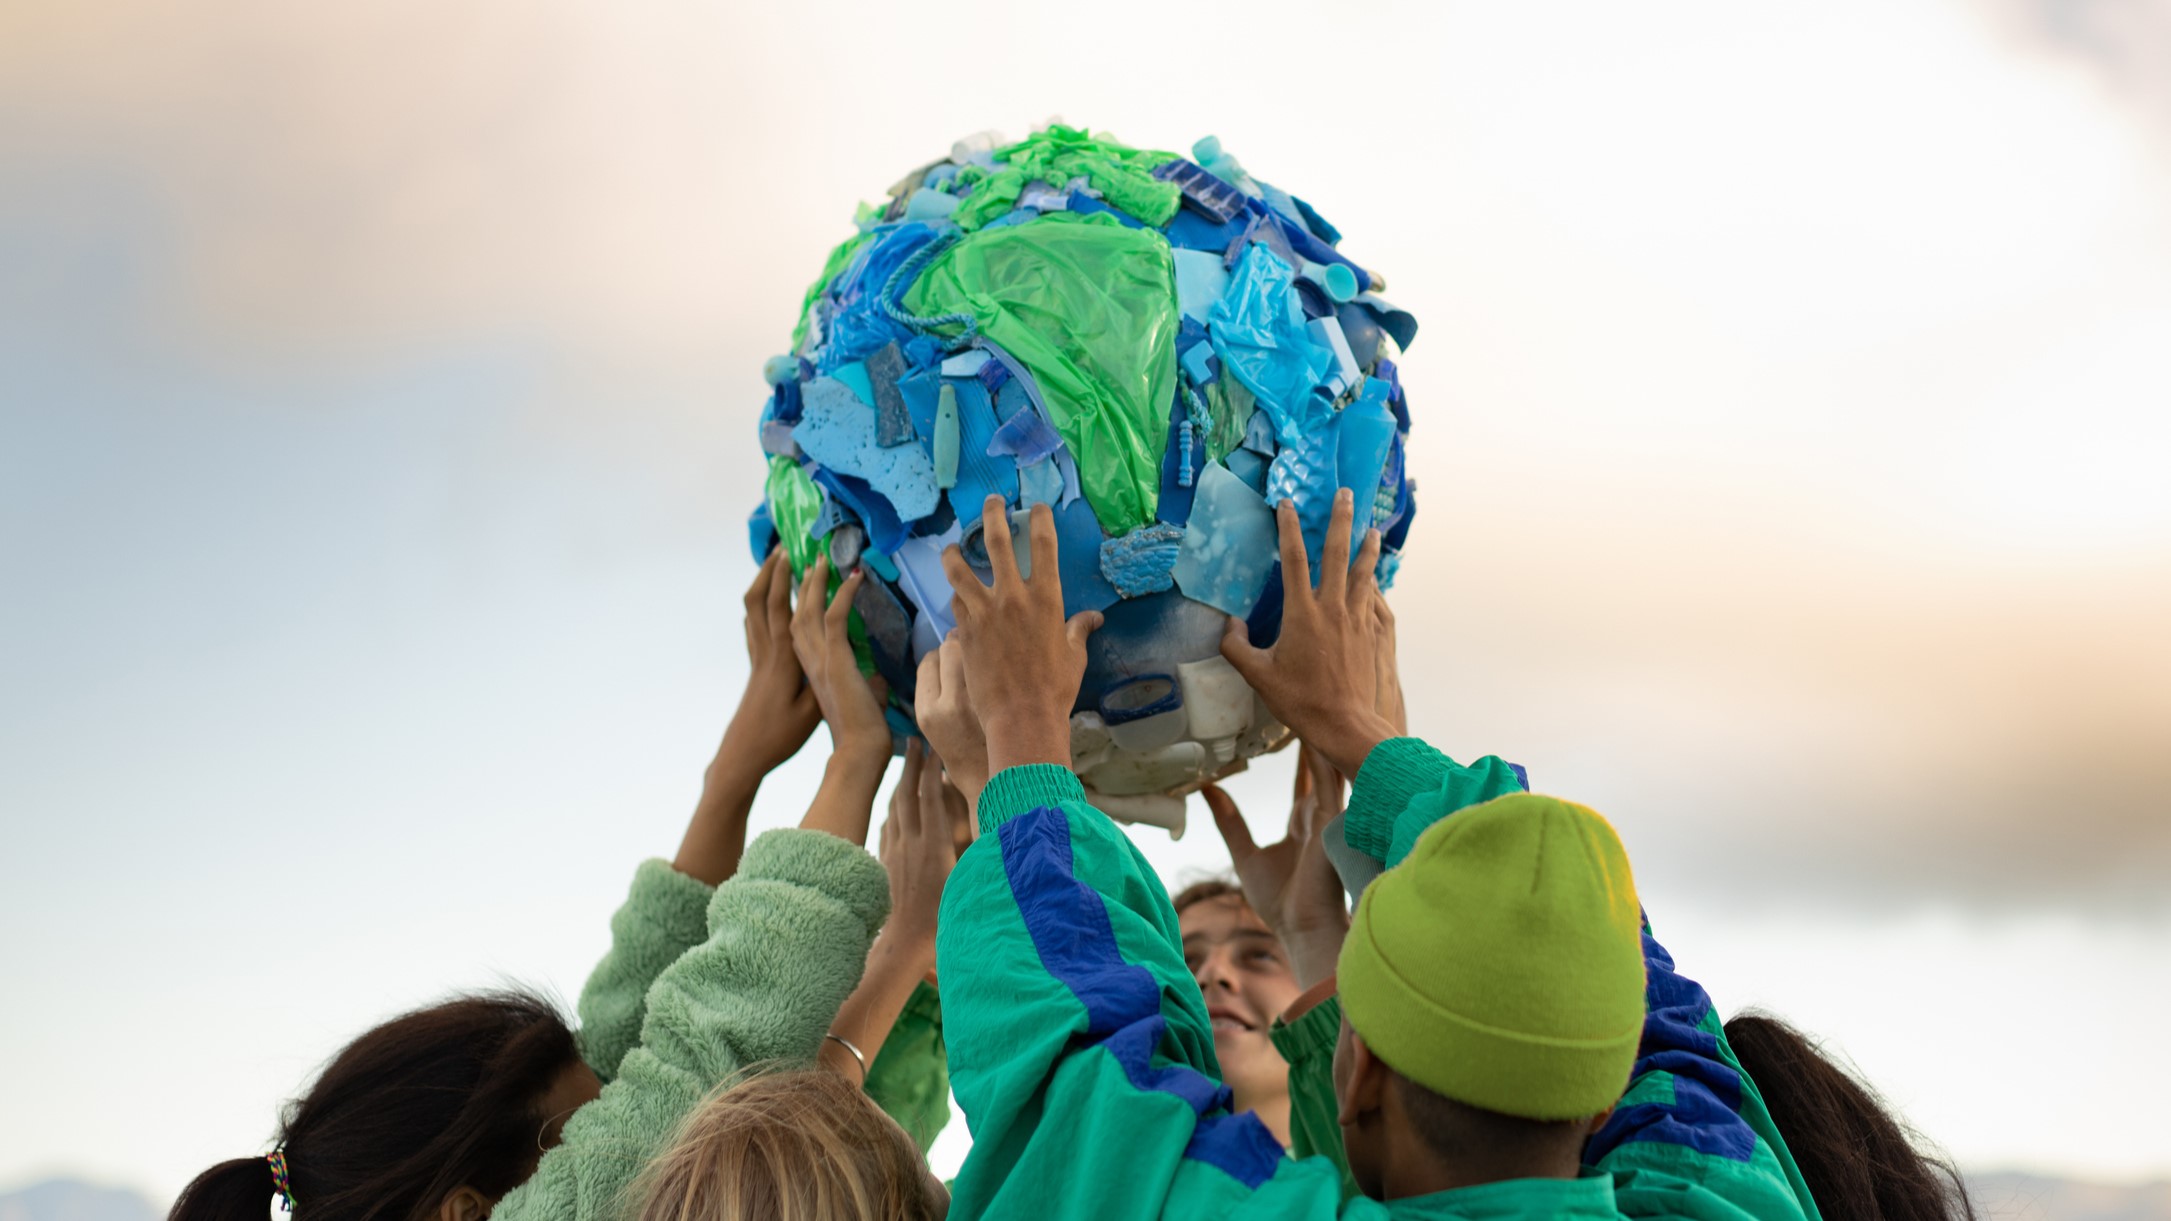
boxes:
[749,125,1420,837]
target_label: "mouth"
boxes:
[1207,1006,1256,1034]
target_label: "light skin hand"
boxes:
[1219,488,1398,778]
[822,740,961,1082]
[1203,742,1350,990]
[940,497,1101,775]
[914,637,990,808]
[674,549,822,885]
[791,554,890,845]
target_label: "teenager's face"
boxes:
[1180,894,1303,1107]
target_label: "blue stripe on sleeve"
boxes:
[1585,929,1757,1165]
[998,806,1288,1189]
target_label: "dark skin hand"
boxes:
[790,554,892,845]
[939,497,1102,775]
[1219,488,1399,778]
[673,549,823,885]
[1202,742,1350,990]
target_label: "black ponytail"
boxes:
[170,990,583,1221]
[168,1156,277,1221]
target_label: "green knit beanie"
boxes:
[1337,793,1647,1120]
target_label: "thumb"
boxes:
[1064,609,1105,650]
[1219,615,1267,679]
[1201,783,1257,860]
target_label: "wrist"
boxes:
[983,712,1071,773]
[823,748,890,791]
[1315,713,1397,778]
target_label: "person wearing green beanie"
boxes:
[922,491,1819,1221]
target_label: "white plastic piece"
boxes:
[1085,741,1209,796]
[1070,712,1113,773]
[1106,706,1186,754]
[940,349,992,377]
[1086,788,1188,839]
[1176,656,1253,740]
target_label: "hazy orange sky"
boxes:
[3,0,2167,1200]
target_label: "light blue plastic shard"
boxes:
[1337,379,1398,539]
[1018,180,1073,212]
[903,187,959,223]
[1173,248,1232,324]
[1054,449,1082,507]
[1241,407,1277,457]
[1181,342,1218,387]
[1308,316,1360,397]
[940,349,992,377]
[1019,456,1063,506]
[1209,245,1335,446]
[832,361,877,409]
[1224,446,1270,494]
[941,376,1019,523]
[934,384,960,490]
[792,376,941,521]
[1100,522,1186,599]
[1173,463,1279,619]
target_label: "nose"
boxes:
[1193,947,1237,994]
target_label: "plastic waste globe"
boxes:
[751,125,1419,837]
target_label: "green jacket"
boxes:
[934,745,1818,1221]
[492,828,889,1221]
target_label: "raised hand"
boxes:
[790,554,891,765]
[1371,588,1408,737]
[940,496,1102,774]
[1218,488,1398,777]
[675,549,821,885]
[914,636,989,808]
[1202,743,1350,989]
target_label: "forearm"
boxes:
[820,926,936,1081]
[799,750,889,844]
[671,752,762,886]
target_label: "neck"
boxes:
[1232,1086,1291,1149]
[1378,1142,1582,1200]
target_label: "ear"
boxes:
[440,1186,491,1221]
[1335,1025,1389,1128]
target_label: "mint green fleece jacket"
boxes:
[491,828,889,1221]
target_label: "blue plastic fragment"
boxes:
[1209,245,1336,445]
[763,354,799,386]
[1224,446,1270,494]
[810,484,850,539]
[1355,292,1419,353]
[902,187,959,223]
[820,222,944,370]
[793,376,940,522]
[894,525,961,637]
[1241,407,1278,457]
[769,377,804,424]
[810,466,907,555]
[939,377,1019,523]
[853,572,918,697]
[1018,180,1073,212]
[1265,424,1339,579]
[1049,497,1122,617]
[1337,379,1398,539]
[1099,673,1184,724]
[1334,302,1385,370]
[986,406,1063,465]
[1172,462,1278,619]
[977,357,1010,395]
[1181,342,1219,387]
[867,342,916,447]
[1099,522,1186,598]
[1308,316,1360,397]
[1291,194,1343,246]
[1156,390,1204,527]
[1376,357,1411,432]
[1067,194,1149,229]
[760,418,799,458]
[1153,158,1248,224]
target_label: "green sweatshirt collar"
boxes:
[1386,1170,1617,1221]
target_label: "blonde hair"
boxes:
[636,1068,944,1221]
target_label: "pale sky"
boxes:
[2,0,2168,1203]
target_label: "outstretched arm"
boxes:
[578,549,823,1081]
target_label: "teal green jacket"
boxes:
[492,828,890,1221]
[934,743,1818,1221]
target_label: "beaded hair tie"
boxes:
[266,1149,296,1212]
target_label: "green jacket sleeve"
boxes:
[863,979,950,1155]
[1270,997,1358,1203]
[493,828,890,1221]
[575,858,715,1082]
[1341,738,1526,871]
[936,764,1348,1221]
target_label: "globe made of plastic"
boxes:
[749,125,1420,837]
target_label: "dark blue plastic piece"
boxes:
[1334,302,1385,371]
[868,342,916,447]
[1099,673,1182,725]
[1164,205,1251,255]
[938,377,1020,524]
[820,222,942,372]
[1245,562,1285,649]
[1375,358,1411,432]
[1360,298,1418,354]
[811,466,906,556]
[977,356,1010,395]
[1152,159,1248,225]
[770,377,804,425]
[853,571,918,698]
[1155,389,1204,527]
[1291,194,1342,246]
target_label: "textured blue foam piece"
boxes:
[1100,522,1186,599]
[794,376,940,522]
